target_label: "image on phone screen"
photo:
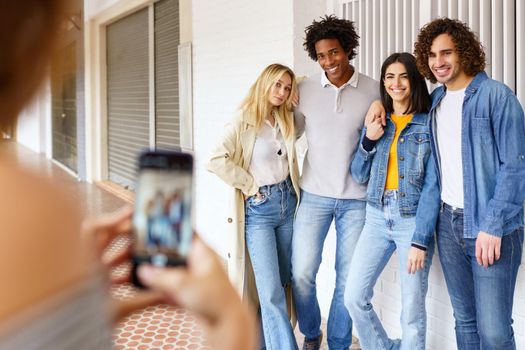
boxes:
[132,167,192,267]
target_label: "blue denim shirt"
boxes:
[351,112,440,247]
[429,71,525,238]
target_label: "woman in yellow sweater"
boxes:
[344,53,440,350]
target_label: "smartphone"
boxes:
[131,150,193,288]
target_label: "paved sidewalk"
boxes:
[1,141,209,350]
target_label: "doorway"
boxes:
[51,42,78,172]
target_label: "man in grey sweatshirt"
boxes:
[292,15,379,350]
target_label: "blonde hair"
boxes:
[239,64,297,139]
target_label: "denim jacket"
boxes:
[351,112,440,247]
[429,71,525,238]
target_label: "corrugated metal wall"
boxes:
[341,0,523,105]
[155,0,180,149]
[106,0,180,188]
[107,8,150,188]
[342,0,420,80]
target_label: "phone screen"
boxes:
[132,151,193,268]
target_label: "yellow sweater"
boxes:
[385,114,413,190]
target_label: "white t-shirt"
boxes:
[435,88,466,208]
[249,119,289,187]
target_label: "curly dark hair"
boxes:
[414,17,485,83]
[304,15,359,61]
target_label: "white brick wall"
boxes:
[293,0,327,76]
[191,0,347,323]
[191,0,296,255]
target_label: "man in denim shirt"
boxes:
[414,18,525,349]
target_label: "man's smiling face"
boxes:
[315,38,353,88]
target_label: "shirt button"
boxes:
[399,174,404,179]
[399,138,405,143]
[399,156,405,161]
[227,218,233,223]
[400,192,406,197]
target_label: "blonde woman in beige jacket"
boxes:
[207,63,300,350]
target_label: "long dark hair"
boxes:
[380,52,431,115]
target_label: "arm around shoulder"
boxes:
[293,110,305,139]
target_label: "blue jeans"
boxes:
[437,202,524,350]
[345,191,434,350]
[245,177,298,350]
[291,190,366,350]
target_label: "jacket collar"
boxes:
[240,107,284,127]
[387,112,428,126]
[430,71,487,111]
[320,64,359,88]
[239,109,257,126]
[465,71,488,95]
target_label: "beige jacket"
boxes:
[206,109,300,317]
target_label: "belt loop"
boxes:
[260,184,269,196]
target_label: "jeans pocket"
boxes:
[247,193,268,207]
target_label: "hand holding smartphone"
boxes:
[131,150,194,288]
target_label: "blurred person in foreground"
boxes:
[0,2,254,349]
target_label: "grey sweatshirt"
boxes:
[295,70,379,199]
